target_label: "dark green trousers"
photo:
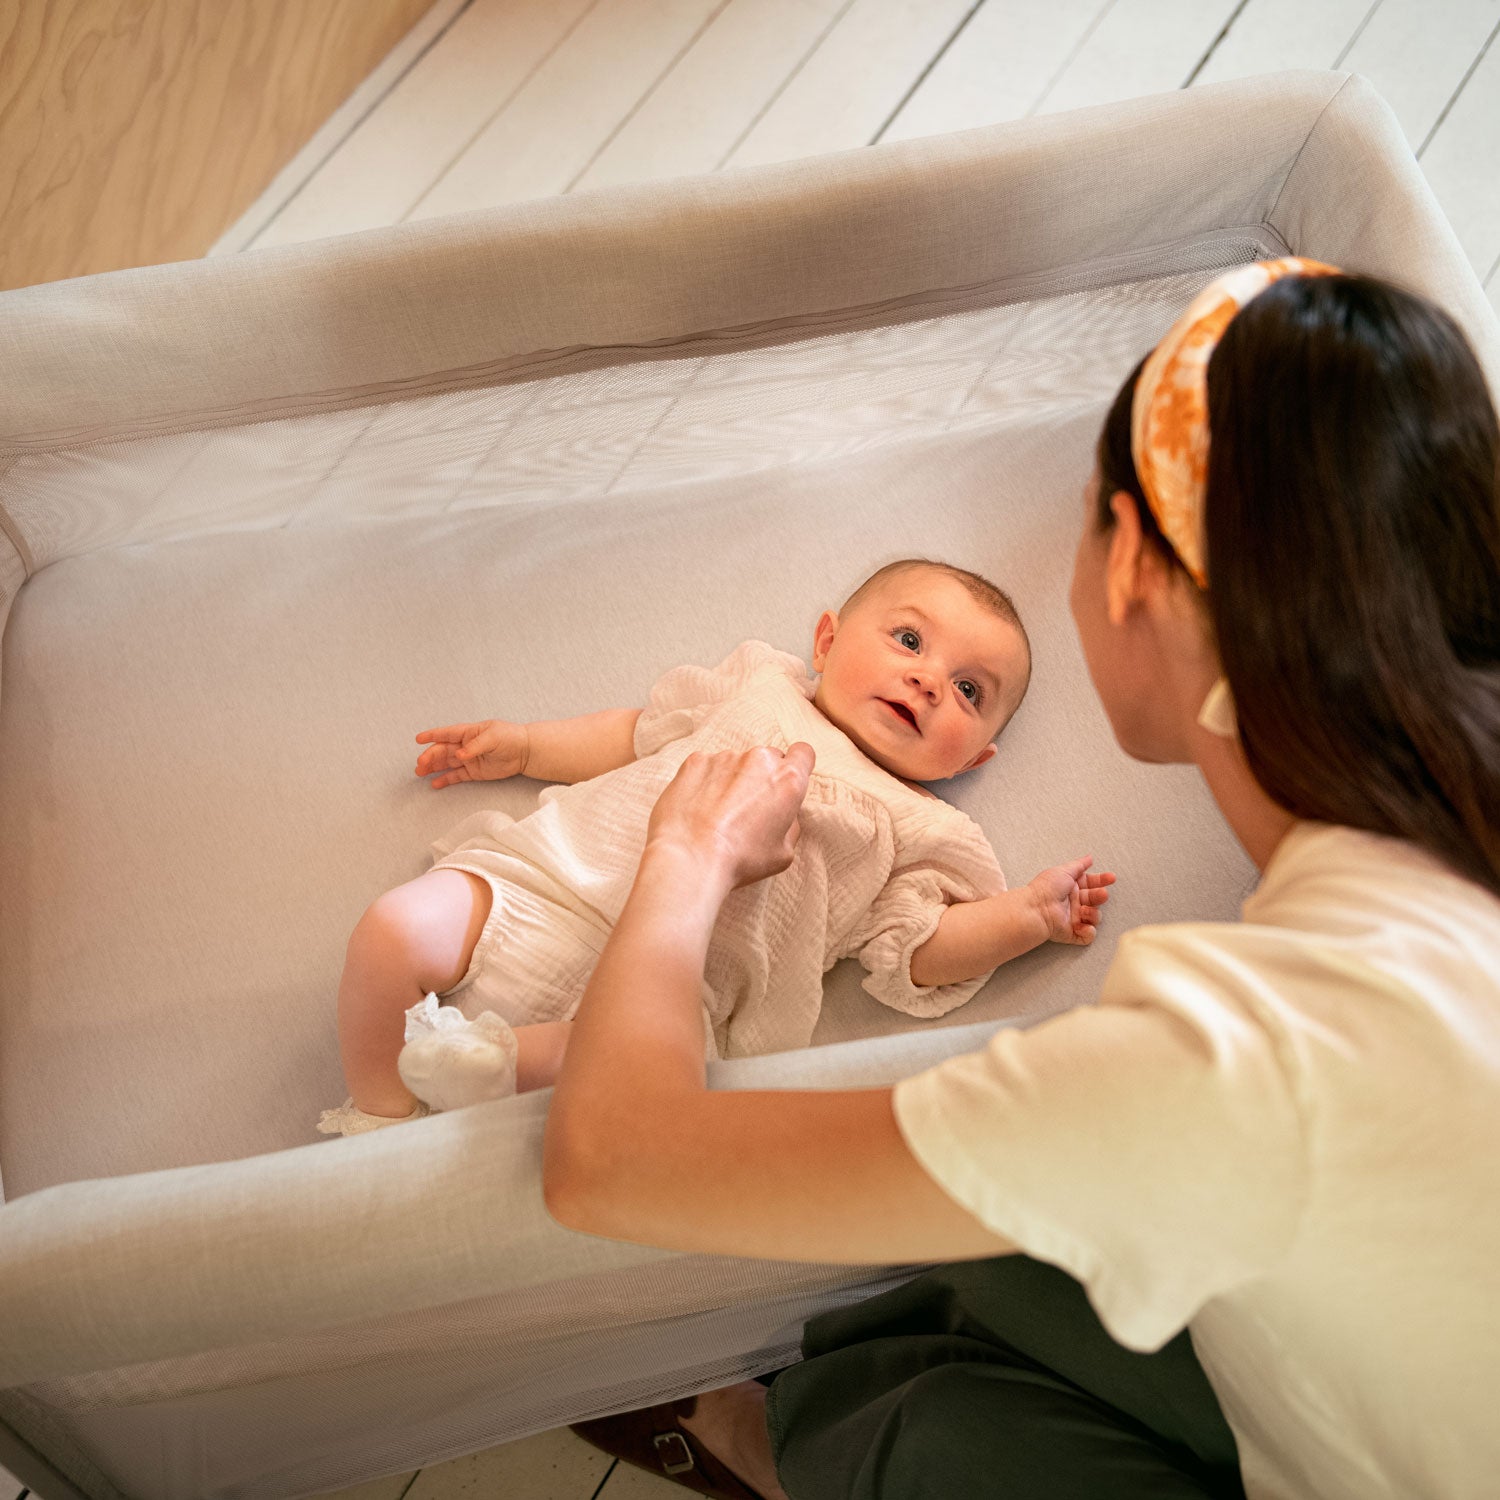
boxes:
[765,1256,1245,1500]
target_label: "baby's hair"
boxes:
[841,558,1032,700]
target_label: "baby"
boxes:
[318,559,1114,1134]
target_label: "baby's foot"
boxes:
[316,1097,430,1136]
[398,993,519,1111]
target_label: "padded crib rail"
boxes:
[0,70,1493,470]
[0,1017,1008,1391]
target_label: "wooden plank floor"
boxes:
[216,0,1500,321]
[160,4,1500,1500]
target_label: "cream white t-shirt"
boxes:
[894,821,1500,1500]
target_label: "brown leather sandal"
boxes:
[571,1397,767,1500]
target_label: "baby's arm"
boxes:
[908,857,1115,988]
[416,708,642,787]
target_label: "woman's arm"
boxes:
[542,745,1016,1264]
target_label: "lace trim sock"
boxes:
[316,1096,431,1136]
[398,992,519,1111]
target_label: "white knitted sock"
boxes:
[397,993,519,1111]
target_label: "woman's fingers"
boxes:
[782,740,816,791]
[647,743,816,889]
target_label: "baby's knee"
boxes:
[348,885,429,970]
[348,872,488,994]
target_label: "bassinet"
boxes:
[1,70,1495,1500]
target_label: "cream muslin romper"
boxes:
[429,640,1006,1059]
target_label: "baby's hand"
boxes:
[415,720,529,787]
[1026,857,1116,946]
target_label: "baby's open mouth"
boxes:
[882,699,918,730]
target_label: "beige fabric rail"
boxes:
[0,69,1486,467]
[0,1022,995,1390]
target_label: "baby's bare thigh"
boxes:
[375,867,494,996]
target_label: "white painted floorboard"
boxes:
[1029,0,1243,116]
[215,3,1488,1496]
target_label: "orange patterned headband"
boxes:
[1130,257,1341,588]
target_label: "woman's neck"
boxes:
[1193,725,1299,872]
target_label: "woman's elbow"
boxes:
[542,1124,615,1233]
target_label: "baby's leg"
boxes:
[337,868,491,1117]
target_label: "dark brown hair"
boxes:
[1097,272,1500,897]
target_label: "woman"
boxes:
[543,262,1500,1499]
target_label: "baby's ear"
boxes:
[812,610,839,672]
[962,742,998,773]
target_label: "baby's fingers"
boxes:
[415,723,477,746]
[453,725,503,761]
[415,741,461,777]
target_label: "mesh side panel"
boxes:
[0,539,23,641]
[35,1264,923,1500]
[0,1388,125,1500]
[0,234,1278,572]
[31,1252,902,1412]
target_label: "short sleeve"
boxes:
[892,924,1311,1352]
[847,832,1007,1018]
[633,640,809,757]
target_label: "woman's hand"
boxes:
[1027,857,1116,945]
[644,743,816,891]
[414,720,529,787]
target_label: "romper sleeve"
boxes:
[633,640,809,757]
[844,819,1007,1019]
[891,922,1312,1352]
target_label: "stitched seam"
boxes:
[1266,72,1356,232]
[0,458,36,577]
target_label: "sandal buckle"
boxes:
[653,1431,696,1476]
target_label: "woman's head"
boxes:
[1079,267,1500,895]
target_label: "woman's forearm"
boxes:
[908,889,1048,987]
[544,843,731,1187]
[541,841,1014,1261]
[540,743,1016,1263]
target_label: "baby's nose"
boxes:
[906,665,940,698]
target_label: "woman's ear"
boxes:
[1105,489,1152,626]
[812,610,838,672]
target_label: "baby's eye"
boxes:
[957,679,982,705]
[896,628,921,651]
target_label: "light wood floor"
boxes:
[48,3,1471,1499]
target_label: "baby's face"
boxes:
[812,570,1029,783]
